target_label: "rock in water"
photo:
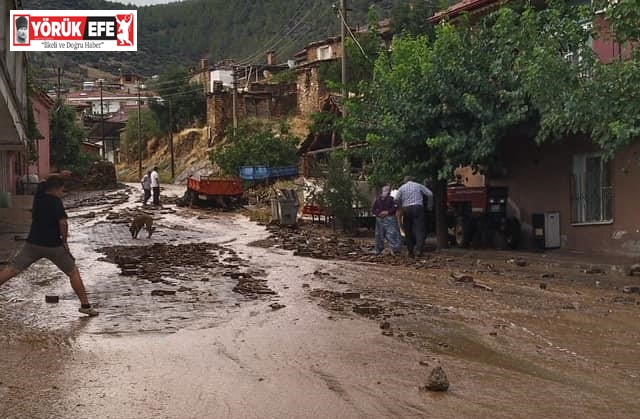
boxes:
[425,366,449,392]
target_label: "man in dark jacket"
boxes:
[0,174,98,316]
[372,185,402,256]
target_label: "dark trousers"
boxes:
[152,187,160,206]
[143,188,151,205]
[402,205,425,256]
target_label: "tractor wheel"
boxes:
[188,190,198,207]
[454,216,471,248]
[504,218,521,249]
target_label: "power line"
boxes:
[236,0,330,65]
[235,3,312,64]
[338,8,368,59]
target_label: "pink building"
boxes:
[29,90,54,179]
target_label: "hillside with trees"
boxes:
[25,0,458,86]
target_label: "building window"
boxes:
[571,153,613,223]
[317,46,332,61]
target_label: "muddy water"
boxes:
[2,186,639,418]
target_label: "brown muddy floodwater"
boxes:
[1,185,639,418]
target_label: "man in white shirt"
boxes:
[150,166,160,207]
[395,176,433,257]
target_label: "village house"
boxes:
[0,0,33,233]
[28,89,54,181]
[64,81,158,163]
[432,0,640,257]
[0,0,28,200]
[206,55,296,144]
[294,36,342,117]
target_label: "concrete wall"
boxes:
[496,136,640,257]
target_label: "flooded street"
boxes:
[1,186,639,418]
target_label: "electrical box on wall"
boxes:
[532,212,561,249]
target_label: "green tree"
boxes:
[148,67,206,132]
[347,1,595,248]
[123,108,162,161]
[50,102,84,170]
[210,122,298,176]
[321,152,356,231]
[391,0,437,38]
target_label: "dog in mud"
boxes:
[129,214,155,239]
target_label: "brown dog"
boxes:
[129,214,155,238]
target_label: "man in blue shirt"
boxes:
[395,176,433,257]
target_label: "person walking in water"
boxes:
[0,174,98,316]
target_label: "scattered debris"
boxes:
[269,303,286,310]
[341,291,361,300]
[380,321,391,330]
[353,304,382,316]
[45,295,59,304]
[628,264,640,277]
[473,283,493,292]
[451,272,474,283]
[515,258,528,267]
[585,266,604,274]
[623,286,640,294]
[151,289,176,296]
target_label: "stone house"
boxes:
[294,36,342,117]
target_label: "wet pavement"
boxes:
[1,185,640,418]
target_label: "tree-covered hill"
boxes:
[24,0,369,74]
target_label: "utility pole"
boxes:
[232,65,238,131]
[169,99,175,180]
[99,80,105,159]
[340,0,349,165]
[55,67,61,171]
[137,80,142,179]
[340,0,347,112]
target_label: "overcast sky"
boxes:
[123,0,182,6]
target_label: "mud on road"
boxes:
[1,186,640,418]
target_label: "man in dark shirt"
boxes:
[0,175,98,316]
[372,185,402,256]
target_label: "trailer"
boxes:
[184,175,243,208]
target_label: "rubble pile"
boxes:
[97,242,275,299]
[260,223,450,268]
[65,189,130,209]
[71,161,118,190]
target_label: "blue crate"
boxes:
[269,166,298,178]
[239,166,269,180]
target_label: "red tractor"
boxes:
[446,183,521,248]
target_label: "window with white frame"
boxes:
[571,153,613,223]
[317,45,332,61]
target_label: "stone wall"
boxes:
[296,65,325,117]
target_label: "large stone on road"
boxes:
[424,366,450,392]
